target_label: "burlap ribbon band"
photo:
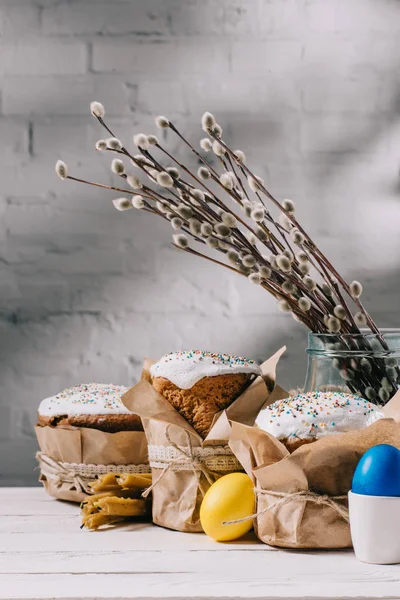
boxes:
[36,452,151,495]
[143,427,243,498]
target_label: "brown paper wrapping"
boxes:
[229,392,400,549]
[35,425,149,503]
[122,348,286,532]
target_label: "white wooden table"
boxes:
[1,488,400,600]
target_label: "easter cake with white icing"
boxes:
[38,383,142,433]
[255,390,383,452]
[150,350,262,437]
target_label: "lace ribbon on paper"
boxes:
[143,426,243,498]
[223,488,349,525]
[36,451,151,495]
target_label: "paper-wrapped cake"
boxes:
[35,383,150,503]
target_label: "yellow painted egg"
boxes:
[200,473,255,542]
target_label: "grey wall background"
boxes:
[0,0,399,485]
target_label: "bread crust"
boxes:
[152,372,251,437]
[280,437,316,453]
[37,412,143,433]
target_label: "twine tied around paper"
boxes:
[143,426,242,498]
[223,488,349,525]
[36,452,151,495]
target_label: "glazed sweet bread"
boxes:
[150,350,262,437]
[38,383,142,433]
[255,390,384,452]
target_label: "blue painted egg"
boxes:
[352,444,400,497]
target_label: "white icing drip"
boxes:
[255,391,384,441]
[38,383,131,416]
[150,350,261,389]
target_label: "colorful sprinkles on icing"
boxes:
[255,390,383,441]
[38,383,130,416]
[150,350,261,390]
[152,350,258,369]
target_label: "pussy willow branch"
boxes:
[142,145,262,261]
[55,105,399,404]
[206,128,382,337]
[165,123,345,323]
[104,128,346,334]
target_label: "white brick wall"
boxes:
[0,0,399,485]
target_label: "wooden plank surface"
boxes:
[1,488,400,600]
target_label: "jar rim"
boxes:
[308,328,400,340]
[307,329,400,357]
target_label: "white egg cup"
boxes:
[348,491,400,564]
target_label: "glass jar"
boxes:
[304,329,400,404]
